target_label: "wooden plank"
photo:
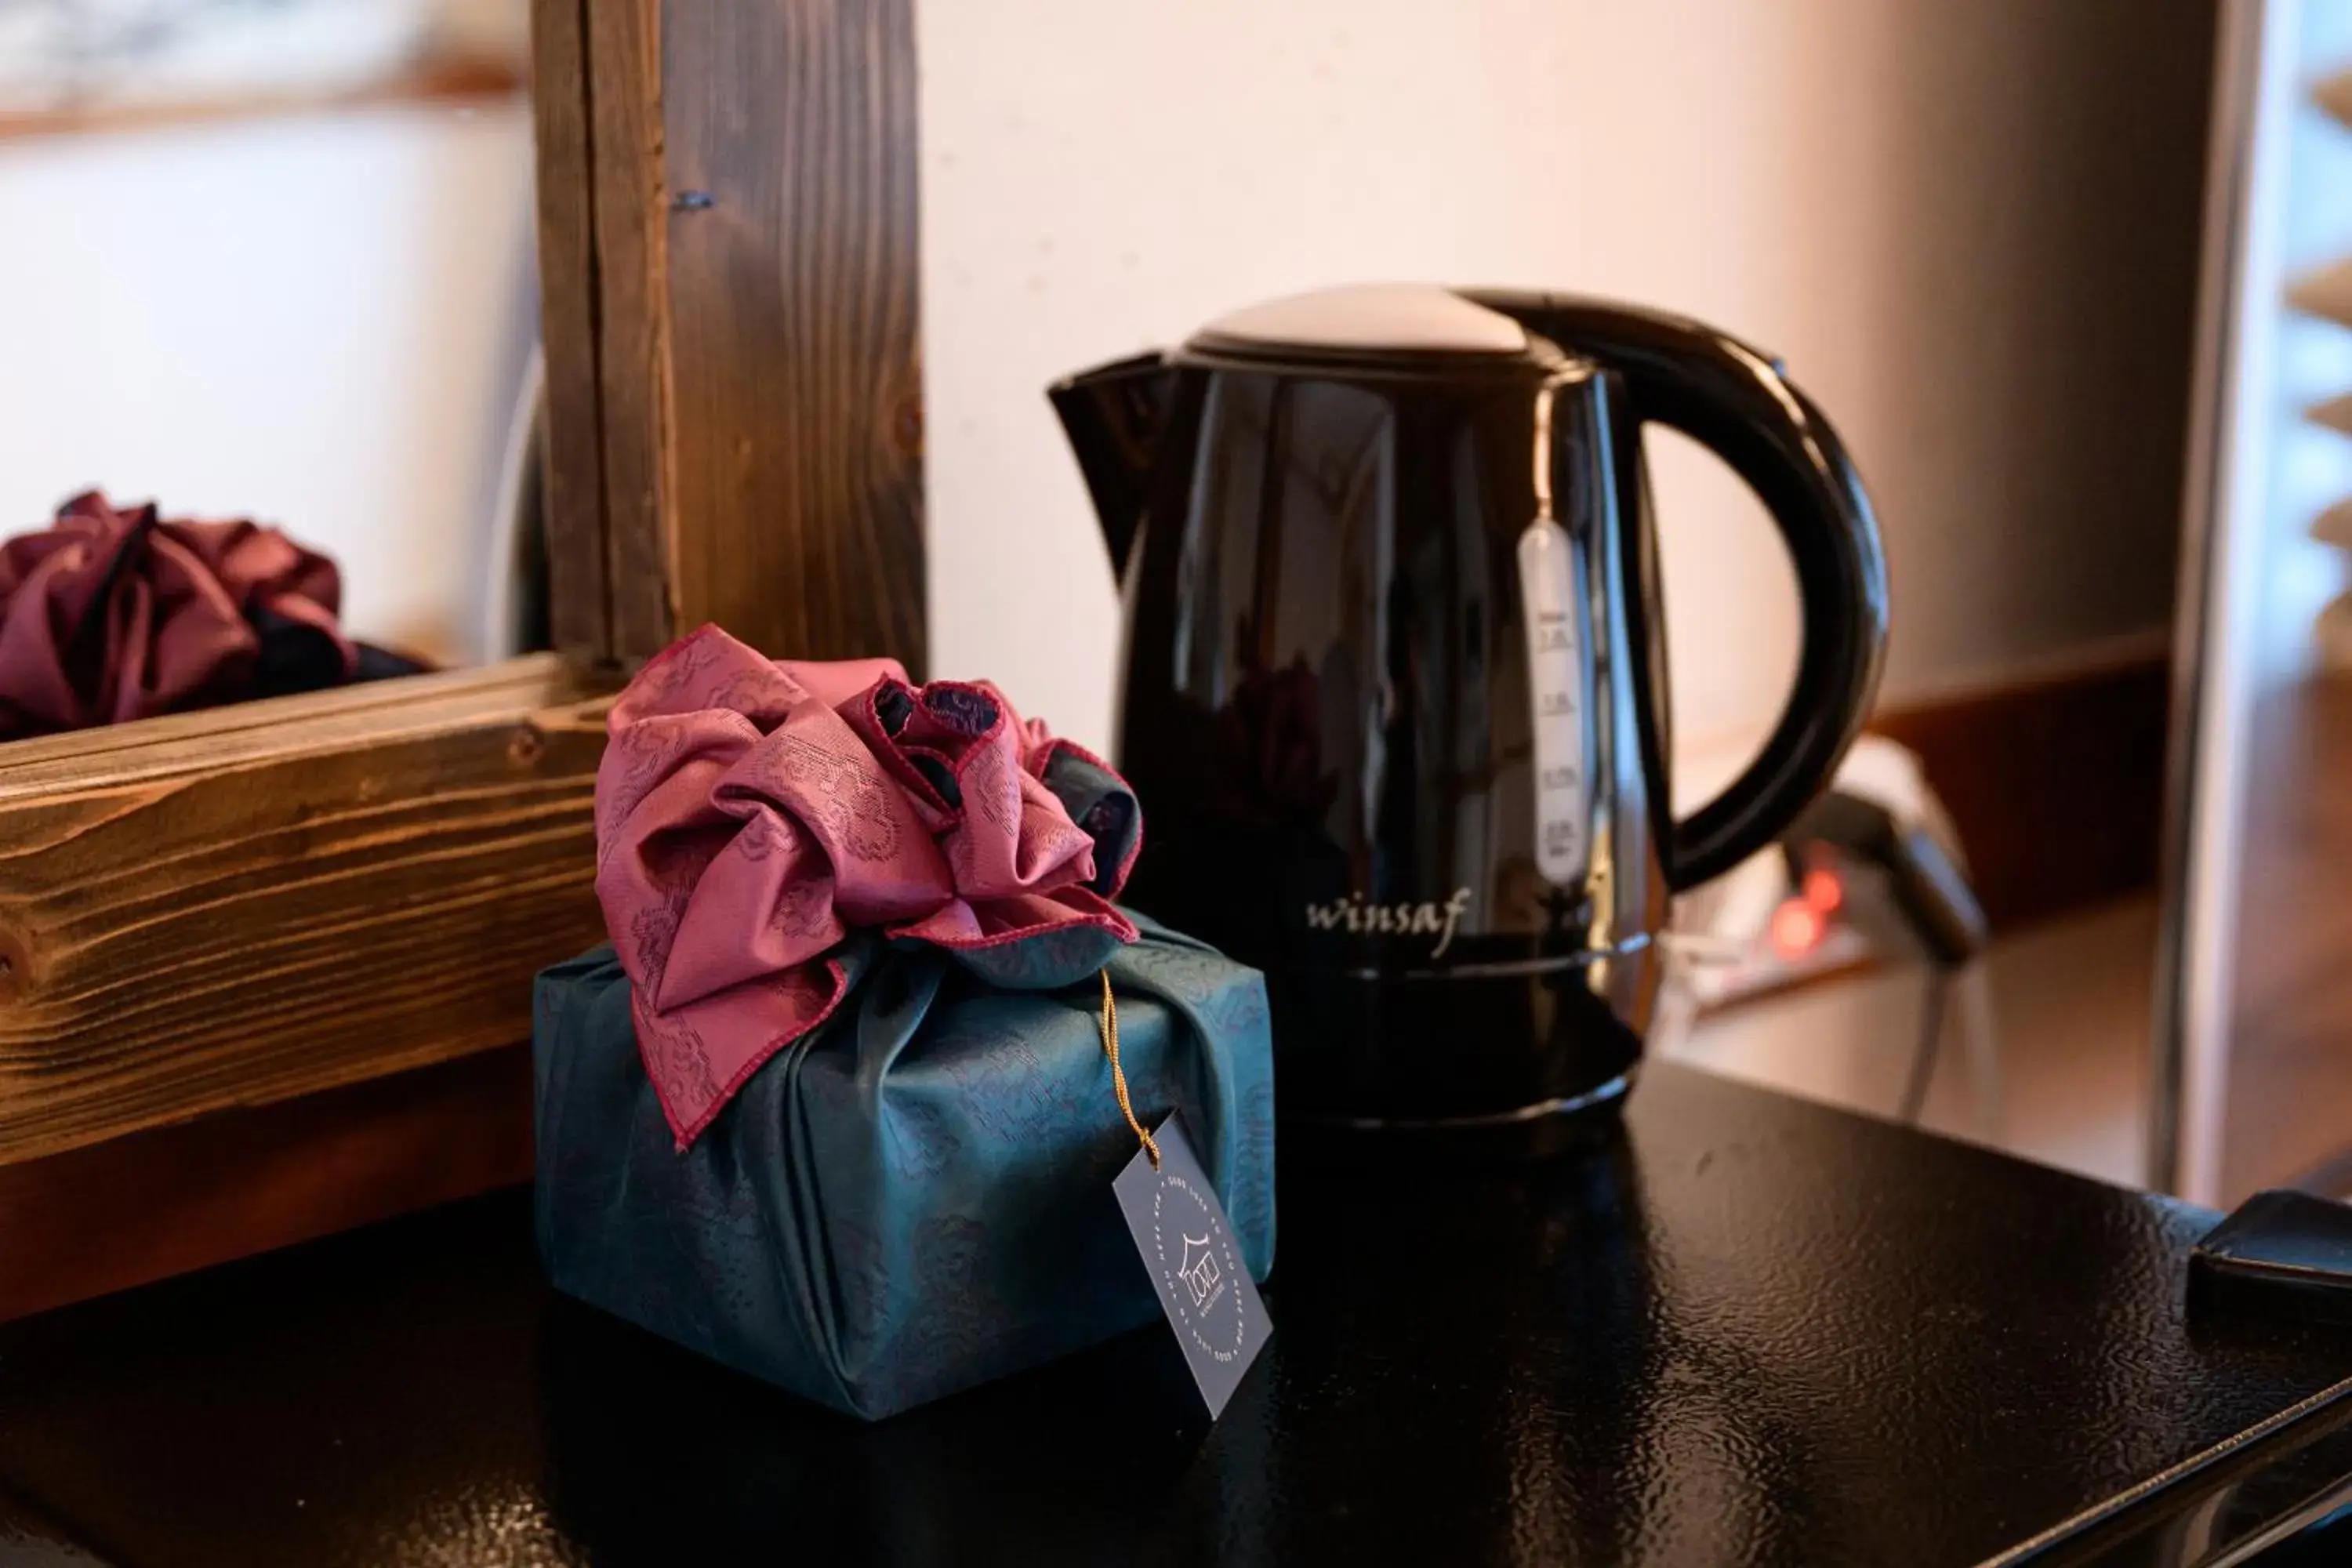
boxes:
[0,656,598,795]
[583,0,677,658]
[655,0,927,669]
[0,1046,532,1323]
[1868,650,2170,931]
[528,0,614,659]
[537,0,926,667]
[0,657,610,1167]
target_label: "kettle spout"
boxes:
[1048,351,1175,579]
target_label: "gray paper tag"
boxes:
[1112,1114,1269,1419]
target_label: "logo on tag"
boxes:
[1112,1114,1269,1417]
[1153,1176,1245,1364]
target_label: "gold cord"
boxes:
[1099,968,1160,1168]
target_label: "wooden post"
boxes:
[531,0,926,672]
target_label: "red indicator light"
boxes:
[1770,898,1826,960]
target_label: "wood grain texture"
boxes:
[657,0,926,670]
[0,656,609,1167]
[0,1045,532,1323]
[1868,651,2170,931]
[536,0,925,669]
[528,0,612,659]
[584,0,677,659]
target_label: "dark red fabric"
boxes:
[594,626,1140,1147]
[0,491,357,738]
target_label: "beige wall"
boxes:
[0,103,536,666]
[920,0,2215,764]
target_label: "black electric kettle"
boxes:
[1051,285,1887,1134]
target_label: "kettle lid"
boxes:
[1189,283,1530,360]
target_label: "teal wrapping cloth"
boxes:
[535,632,1276,1419]
[533,916,1276,1421]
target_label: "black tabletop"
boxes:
[3,1062,2351,1568]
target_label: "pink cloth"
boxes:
[596,625,1140,1147]
[0,491,354,737]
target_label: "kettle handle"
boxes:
[1466,291,1889,891]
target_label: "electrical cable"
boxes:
[1954,960,2002,1141]
[1897,965,1952,1125]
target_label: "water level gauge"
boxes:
[1518,516,1591,887]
